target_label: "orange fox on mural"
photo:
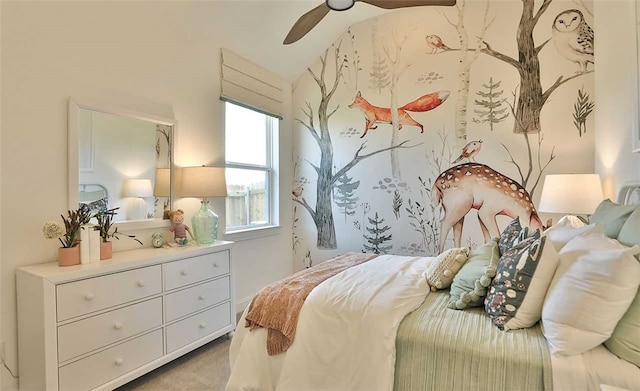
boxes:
[432,163,544,252]
[348,91,450,138]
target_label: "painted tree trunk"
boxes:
[513,0,543,134]
[390,73,402,179]
[455,67,471,147]
[315,97,337,249]
[454,3,471,147]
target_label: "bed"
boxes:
[226,185,640,391]
[78,183,109,215]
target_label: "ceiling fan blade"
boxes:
[283,2,331,45]
[360,0,456,9]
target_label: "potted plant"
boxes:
[94,207,143,259]
[42,208,92,266]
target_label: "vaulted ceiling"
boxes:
[218,0,389,82]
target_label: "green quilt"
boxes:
[394,291,553,391]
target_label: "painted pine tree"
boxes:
[473,77,508,131]
[369,55,390,94]
[333,173,360,222]
[363,212,392,254]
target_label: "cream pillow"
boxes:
[424,247,469,292]
[542,215,604,252]
[542,232,640,355]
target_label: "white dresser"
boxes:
[16,241,235,391]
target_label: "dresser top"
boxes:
[17,241,234,283]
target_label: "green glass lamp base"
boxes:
[192,200,218,244]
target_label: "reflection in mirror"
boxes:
[69,100,174,228]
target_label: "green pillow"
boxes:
[590,199,637,239]
[617,207,640,247]
[448,238,500,310]
[605,288,640,367]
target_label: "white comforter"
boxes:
[226,254,432,391]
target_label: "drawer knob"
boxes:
[113,322,123,330]
[180,269,188,276]
[198,294,206,300]
[199,322,207,329]
[136,280,145,287]
[84,292,94,301]
[115,358,124,366]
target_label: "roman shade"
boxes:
[220,48,284,119]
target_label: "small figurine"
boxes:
[168,209,193,245]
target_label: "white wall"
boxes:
[0,2,293,389]
[594,0,640,198]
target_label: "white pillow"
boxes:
[542,232,640,355]
[542,215,604,252]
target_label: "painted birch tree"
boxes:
[438,0,492,146]
[382,28,416,179]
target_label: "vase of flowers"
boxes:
[43,208,92,267]
[94,207,143,259]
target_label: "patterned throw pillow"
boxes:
[485,235,559,331]
[448,238,501,310]
[498,217,539,255]
[424,247,469,292]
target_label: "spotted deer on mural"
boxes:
[432,163,544,252]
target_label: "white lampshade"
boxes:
[123,179,153,198]
[178,166,227,198]
[154,168,171,197]
[538,174,604,215]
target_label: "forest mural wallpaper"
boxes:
[292,0,595,269]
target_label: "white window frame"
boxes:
[224,102,280,240]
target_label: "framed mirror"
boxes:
[68,99,175,229]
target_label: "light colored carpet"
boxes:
[116,336,231,391]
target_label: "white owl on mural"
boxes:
[552,9,594,73]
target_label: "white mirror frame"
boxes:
[68,98,176,230]
[635,0,640,153]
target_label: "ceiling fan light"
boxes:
[326,0,355,11]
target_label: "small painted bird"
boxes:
[425,35,452,54]
[452,140,483,164]
[292,186,303,198]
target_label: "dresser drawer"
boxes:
[57,265,162,321]
[58,297,163,363]
[165,302,231,353]
[163,251,229,291]
[165,277,230,322]
[58,329,163,391]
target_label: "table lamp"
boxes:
[178,166,227,244]
[154,168,171,219]
[538,174,604,223]
[123,179,153,220]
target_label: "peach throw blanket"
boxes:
[245,252,378,355]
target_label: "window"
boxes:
[225,102,278,232]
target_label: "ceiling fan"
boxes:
[283,0,457,45]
